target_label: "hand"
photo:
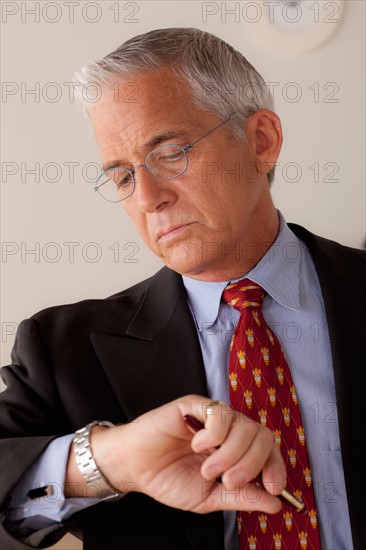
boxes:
[87,395,286,514]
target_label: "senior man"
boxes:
[1,28,364,550]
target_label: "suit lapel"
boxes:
[90,267,208,420]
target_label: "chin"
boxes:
[163,259,198,276]
[162,251,203,276]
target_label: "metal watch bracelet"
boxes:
[73,420,121,499]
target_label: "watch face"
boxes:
[245,0,345,54]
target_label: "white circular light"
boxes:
[246,0,345,54]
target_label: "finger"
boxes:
[191,402,237,452]
[262,442,287,495]
[221,425,277,489]
[200,415,260,481]
[178,398,286,498]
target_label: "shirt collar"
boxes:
[182,211,302,331]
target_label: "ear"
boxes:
[245,110,283,178]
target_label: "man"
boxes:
[0,28,364,550]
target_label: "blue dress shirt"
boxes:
[6,213,353,549]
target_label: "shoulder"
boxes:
[27,266,175,336]
[288,222,366,269]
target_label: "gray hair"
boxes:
[74,27,276,184]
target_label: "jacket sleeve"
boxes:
[0,318,83,549]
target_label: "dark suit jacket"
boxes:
[1,224,365,549]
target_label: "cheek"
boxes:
[121,205,149,240]
[185,165,229,214]
[192,179,235,227]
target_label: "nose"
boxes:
[132,164,177,213]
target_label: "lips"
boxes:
[157,223,194,241]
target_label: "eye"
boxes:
[159,150,185,162]
[107,167,133,188]
[154,147,186,165]
[116,172,133,188]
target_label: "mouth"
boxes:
[157,223,195,242]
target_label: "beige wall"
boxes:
[1,2,364,548]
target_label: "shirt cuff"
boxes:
[5,434,104,537]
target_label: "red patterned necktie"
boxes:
[223,279,322,550]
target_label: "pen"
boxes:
[183,414,305,512]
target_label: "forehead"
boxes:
[88,68,217,161]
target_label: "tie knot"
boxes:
[222,279,265,312]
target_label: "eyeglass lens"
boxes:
[95,144,188,202]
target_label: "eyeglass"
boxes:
[93,112,239,202]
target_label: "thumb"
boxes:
[198,481,282,514]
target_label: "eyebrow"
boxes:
[102,129,191,172]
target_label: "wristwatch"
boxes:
[73,420,121,499]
